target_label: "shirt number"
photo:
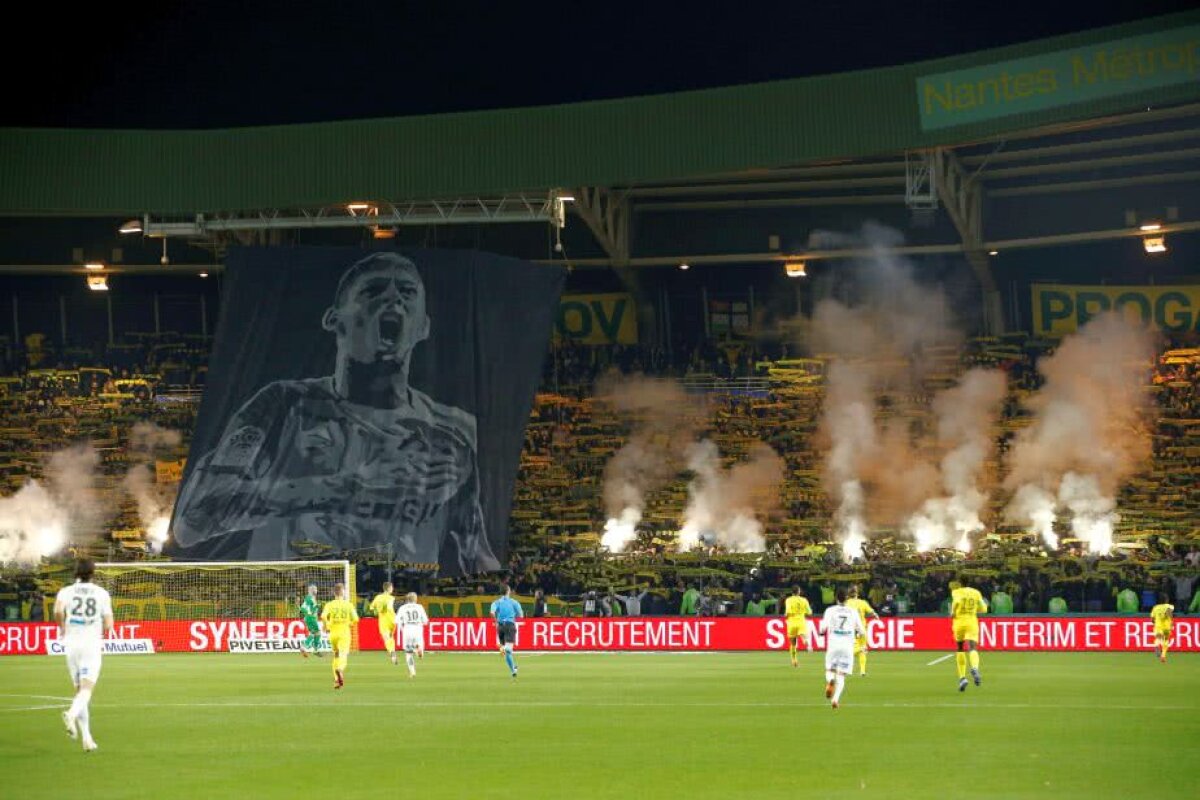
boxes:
[70,597,97,619]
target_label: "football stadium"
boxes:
[1,7,1199,799]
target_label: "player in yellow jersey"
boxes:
[368,582,398,665]
[783,587,813,667]
[320,583,359,690]
[845,586,879,677]
[950,575,988,692]
[1150,593,1174,663]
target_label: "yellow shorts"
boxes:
[329,632,351,656]
[1155,627,1172,643]
[379,620,396,641]
[786,619,808,640]
[953,619,979,643]
[854,634,868,654]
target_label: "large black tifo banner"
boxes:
[169,247,565,575]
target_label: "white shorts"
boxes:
[65,641,102,686]
[825,644,853,673]
[401,625,424,653]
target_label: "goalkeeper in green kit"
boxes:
[299,585,323,657]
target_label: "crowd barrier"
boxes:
[2,616,1196,655]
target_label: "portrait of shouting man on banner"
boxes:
[173,252,500,574]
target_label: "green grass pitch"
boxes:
[1,651,1196,799]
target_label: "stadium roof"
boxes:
[1,10,1197,216]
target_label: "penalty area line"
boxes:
[926,654,954,666]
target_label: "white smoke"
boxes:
[129,421,182,454]
[838,493,868,561]
[0,482,68,564]
[121,464,174,554]
[598,375,702,553]
[822,363,877,561]
[1003,313,1153,554]
[1058,472,1116,555]
[48,444,103,529]
[678,439,783,553]
[0,444,101,565]
[809,223,961,560]
[601,508,642,552]
[1007,484,1058,549]
[122,422,182,553]
[906,368,1007,552]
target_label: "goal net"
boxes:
[94,560,355,653]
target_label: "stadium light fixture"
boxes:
[86,275,109,291]
[1139,222,1162,232]
[784,260,807,278]
[83,262,105,271]
[371,226,397,239]
[346,202,373,216]
[551,191,574,231]
[678,262,690,271]
[988,250,999,256]
[199,272,209,278]
[118,218,144,234]
[1143,235,1167,254]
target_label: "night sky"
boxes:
[3,0,1192,129]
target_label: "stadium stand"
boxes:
[1,320,1197,621]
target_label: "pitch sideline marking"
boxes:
[0,704,66,713]
[2,699,1190,713]
[926,654,954,666]
[0,694,73,713]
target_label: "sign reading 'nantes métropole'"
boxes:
[1032,284,1200,337]
[917,25,1200,130]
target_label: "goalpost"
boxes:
[94,561,355,652]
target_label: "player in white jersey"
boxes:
[820,587,865,710]
[394,592,429,678]
[53,559,114,752]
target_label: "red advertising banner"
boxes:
[2,616,1196,656]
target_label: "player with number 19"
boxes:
[951,575,988,691]
[820,587,864,710]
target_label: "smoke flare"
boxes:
[1003,313,1153,553]
[0,444,101,564]
[122,422,182,553]
[598,375,702,552]
[810,223,961,559]
[906,368,1007,552]
[679,440,784,553]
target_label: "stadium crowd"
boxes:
[0,324,1198,620]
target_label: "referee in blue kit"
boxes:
[490,585,524,678]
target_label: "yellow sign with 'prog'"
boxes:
[1031,284,1200,336]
